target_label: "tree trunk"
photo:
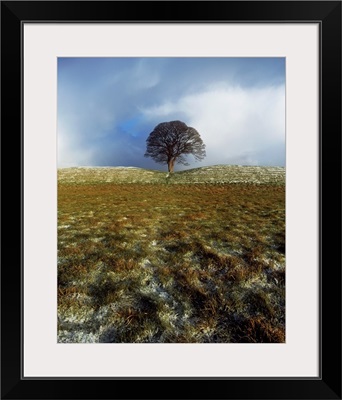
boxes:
[168,158,175,173]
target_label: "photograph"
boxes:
[1,0,341,398]
[57,57,286,343]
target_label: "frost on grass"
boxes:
[58,165,285,185]
[58,167,285,343]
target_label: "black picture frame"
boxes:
[1,1,341,399]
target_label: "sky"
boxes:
[57,57,285,171]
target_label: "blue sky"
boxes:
[58,57,285,170]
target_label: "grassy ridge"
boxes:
[58,167,285,343]
[58,165,285,185]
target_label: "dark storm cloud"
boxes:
[58,57,285,170]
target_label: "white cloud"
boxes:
[142,84,285,167]
[57,58,285,169]
[57,124,95,167]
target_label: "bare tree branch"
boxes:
[145,121,206,173]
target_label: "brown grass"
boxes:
[58,179,285,343]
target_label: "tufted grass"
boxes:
[58,167,285,343]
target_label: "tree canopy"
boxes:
[144,120,206,173]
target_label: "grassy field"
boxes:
[58,166,285,343]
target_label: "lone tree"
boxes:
[144,120,206,173]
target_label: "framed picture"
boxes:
[1,1,341,399]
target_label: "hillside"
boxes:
[58,164,285,343]
[58,165,285,185]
